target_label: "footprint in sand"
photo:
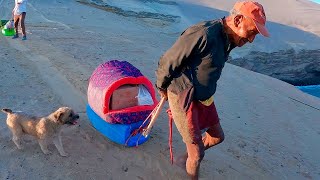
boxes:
[227,148,241,160]
[238,141,247,149]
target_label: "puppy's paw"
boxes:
[42,150,52,155]
[59,152,69,157]
[17,145,24,150]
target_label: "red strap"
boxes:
[167,109,174,164]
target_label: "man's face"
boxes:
[232,15,259,47]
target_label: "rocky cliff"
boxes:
[228,49,320,86]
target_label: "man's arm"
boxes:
[155,29,208,90]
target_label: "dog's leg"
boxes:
[38,139,51,155]
[53,134,68,157]
[12,135,24,150]
[9,127,24,150]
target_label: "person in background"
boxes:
[155,1,269,179]
[12,0,28,40]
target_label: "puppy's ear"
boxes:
[53,111,64,123]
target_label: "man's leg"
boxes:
[186,142,205,180]
[13,15,20,38]
[168,91,208,179]
[177,123,224,173]
[202,122,225,150]
[20,12,26,39]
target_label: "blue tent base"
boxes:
[86,104,150,147]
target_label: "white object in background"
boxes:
[5,20,14,29]
[136,85,153,105]
[13,0,28,15]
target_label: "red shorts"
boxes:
[168,91,220,144]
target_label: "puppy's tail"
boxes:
[1,108,13,114]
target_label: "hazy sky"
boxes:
[311,0,320,3]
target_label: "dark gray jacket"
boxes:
[156,18,235,101]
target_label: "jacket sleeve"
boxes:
[155,29,208,90]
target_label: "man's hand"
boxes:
[158,89,168,101]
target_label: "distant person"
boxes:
[155,1,269,179]
[12,0,28,40]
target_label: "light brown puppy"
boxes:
[1,107,79,157]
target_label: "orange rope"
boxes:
[167,109,174,164]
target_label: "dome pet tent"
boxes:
[87,60,158,146]
[0,20,9,28]
[1,28,15,36]
[1,20,15,36]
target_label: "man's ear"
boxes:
[234,14,244,27]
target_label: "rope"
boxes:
[125,100,175,165]
[167,109,174,164]
[125,101,161,146]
